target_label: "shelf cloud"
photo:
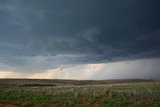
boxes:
[0,0,160,79]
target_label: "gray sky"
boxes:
[0,0,160,79]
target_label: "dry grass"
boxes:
[0,79,160,107]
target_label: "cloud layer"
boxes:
[0,58,160,79]
[0,0,160,76]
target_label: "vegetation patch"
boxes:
[19,83,56,87]
[0,79,160,107]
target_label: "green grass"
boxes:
[0,84,160,107]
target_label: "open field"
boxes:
[0,79,160,107]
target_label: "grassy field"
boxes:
[0,79,160,107]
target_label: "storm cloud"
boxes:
[0,0,160,78]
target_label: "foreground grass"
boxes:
[0,84,160,107]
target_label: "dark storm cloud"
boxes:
[0,0,160,71]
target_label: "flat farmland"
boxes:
[0,79,160,107]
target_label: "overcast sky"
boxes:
[0,0,160,79]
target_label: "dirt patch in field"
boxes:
[0,103,18,107]
[0,100,18,107]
